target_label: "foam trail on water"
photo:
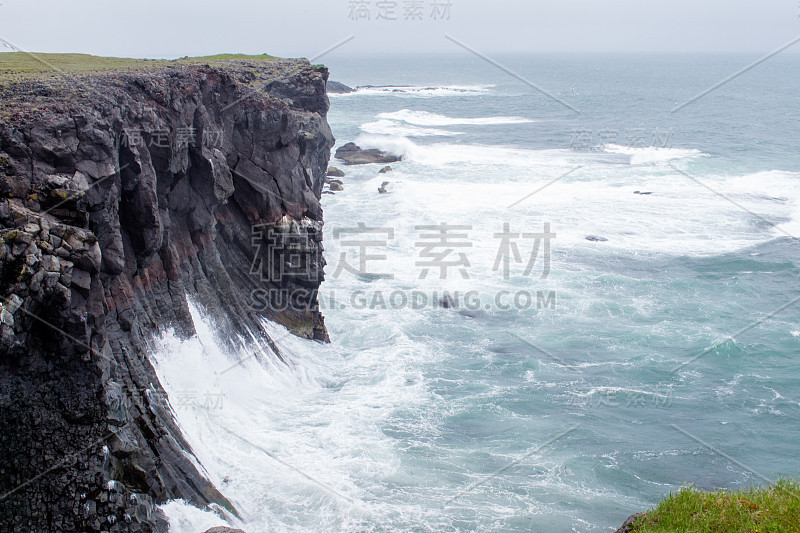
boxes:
[332,84,493,97]
[342,134,797,255]
[603,143,705,165]
[360,119,462,137]
[351,134,707,170]
[352,133,573,168]
[378,109,533,126]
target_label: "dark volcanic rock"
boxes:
[203,527,247,533]
[326,80,354,94]
[0,58,334,532]
[439,294,456,308]
[378,166,393,174]
[614,513,644,533]
[326,166,345,177]
[334,142,402,165]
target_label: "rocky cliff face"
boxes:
[0,57,334,532]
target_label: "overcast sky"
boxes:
[1,1,798,59]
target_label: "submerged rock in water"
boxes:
[329,181,344,191]
[586,235,608,242]
[633,190,653,195]
[335,142,402,165]
[378,181,392,194]
[379,165,393,174]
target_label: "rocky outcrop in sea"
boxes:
[326,80,354,94]
[334,142,402,165]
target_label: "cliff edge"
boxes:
[0,53,334,532]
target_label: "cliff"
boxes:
[0,53,334,532]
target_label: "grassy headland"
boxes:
[0,52,308,118]
[0,52,277,82]
[626,479,800,532]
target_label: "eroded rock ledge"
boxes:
[0,57,334,532]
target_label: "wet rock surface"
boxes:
[334,142,402,165]
[0,58,334,531]
[326,166,345,177]
[614,513,644,533]
[326,80,354,94]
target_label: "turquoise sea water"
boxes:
[159,55,800,532]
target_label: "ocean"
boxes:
[157,54,800,532]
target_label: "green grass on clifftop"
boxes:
[629,479,800,532]
[0,52,277,82]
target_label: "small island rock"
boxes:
[327,80,354,93]
[335,142,402,165]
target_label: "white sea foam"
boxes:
[359,110,532,137]
[343,84,493,97]
[352,134,706,170]
[161,58,798,533]
[360,119,462,137]
[377,109,533,126]
[155,301,439,532]
[603,144,705,165]
[160,500,232,533]
[722,170,800,238]
[340,137,799,256]
[352,134,576,168]
[701,170,800,239]
[154,298,583,531]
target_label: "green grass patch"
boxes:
[0,52,278,82]
[631,479,800,532]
